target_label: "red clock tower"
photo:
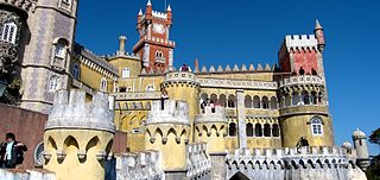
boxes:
[133,0,175,73]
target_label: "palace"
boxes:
[0,0,371,180]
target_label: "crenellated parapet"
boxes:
[46,89,115,133]
[195,63,275,74]
[146,100,189,125]
[162,71,199,88]
[186,143,212,179]
[116,151,165,180]
[0,0,37,14]
[283,34,319,53]
[196,105,227,123]
[0,169,56,180]
[226,146,367,180]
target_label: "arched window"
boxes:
[49,75,59,92]
[229,123,236,137]
[264,124,271,137]
[262,96,269,109]
[299,67,305,75]
[146,84,155,92]
[303,91,310,105]
[255,124,262,137]
[62,0,71,5]
[218,94,226,107]
[72,64,80,79]
[318,92,323,105]
[246,123,254,137]
[311,68,318,76]
[310,117,323,136]
[210,94,218,104]
[253,96,260,108]
[100,78,107,91]
[227,95,236,108]
[270,96,278,110]
[1,22,18,44]
[244,95,252,108]
[55,39,68,59]
[201,93,208,102]
[272,124,280,137]
[311,91,317,105]
[292,92,301,106]
[285,94,291,107]
[122,68,130,78]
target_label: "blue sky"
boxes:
[75,0,380,155]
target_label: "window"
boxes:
[227,95,235,108]
[55,42,66,59]
[264,124,271,137]
[272,124,280,137]
[253,96,260,108]
[270,96,278,110]
[49,75,59,92]
[246,123,254,137]
[1,22,18,44]
[72,64,80,79]
[62,0,71,5]
[262,96,269,109]
[244,95,252,108]
[310,117,323,136]
[122,68,130,78]
[146,85,155,92]
[255,124,262,137]
[229,123,236,137]
[100,78,107,91]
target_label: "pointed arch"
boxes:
[167,128,177,137]
[48,136,57,150]
[63,136,79,150]
[86,136,99,152]
[230,172,250,180]
[154,128,164,138]
[105,139,113,154]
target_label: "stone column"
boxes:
[236,89,247,149]
[118,36,126,55]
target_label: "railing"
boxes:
[113,91,161,100]
[279,75,324,88]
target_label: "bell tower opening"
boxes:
[230,172,250,180]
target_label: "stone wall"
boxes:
[0,169,55,180]
[0,103,47,169]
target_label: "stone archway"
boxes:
[230,172,250,180]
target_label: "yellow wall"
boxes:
[44,130,114,180]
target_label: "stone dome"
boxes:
[353,128,366,139]
[342,141,353,149]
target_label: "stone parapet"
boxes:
[199,78,278,90]
[46,89,115,133]
[113,91,161,101]
[0,169,55,180]
[164,71,197,85]
[196,105,227,123]
[146,100,189,125]
[186,143,212,178]
[116,151,164,180]
[0,0,36,13]
[279,105,329,116]
[279,75,324,88]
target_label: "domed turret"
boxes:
[352,128,370,170]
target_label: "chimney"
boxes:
[118,35,127,55]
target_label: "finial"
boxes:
[147,0,152,6]
[315,19,323,30]
[138,9,143,16]
[167,4,172,11]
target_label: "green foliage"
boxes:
[369,128,380,146]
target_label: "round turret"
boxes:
[43,89,115,180]
[352,128,370,170]
[278,75,334,148]
[144,100,191,171]
[195,105,228,154]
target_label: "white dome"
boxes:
[342,141,352,149]
[353,128,366,138]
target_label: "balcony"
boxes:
[279,75,324,88]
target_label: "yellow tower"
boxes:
[195,105,228,154]
[161,71,200,142]
[144,100,190,176]
[43,90,115,180]
[278,75,334,147]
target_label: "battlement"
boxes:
[196,105,227,123]
[279,75,325,88]
[226,146,359,171]
[46,89,115,133]
[196,63,275,74]
[152,10,167,19]
[0,0,36,13]
[146,100,190,125]
[284,34,318,52]
[116,151,164,180]
[186,143,211,178]
[0,169,55,180]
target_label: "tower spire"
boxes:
[138,9,143,16]
[315,19,323,30]
[167,4,172,12]
[147,0,152,6]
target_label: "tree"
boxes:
[369,128,380,145]
[367,128,380,180]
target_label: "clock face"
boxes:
[153,23,165,34]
